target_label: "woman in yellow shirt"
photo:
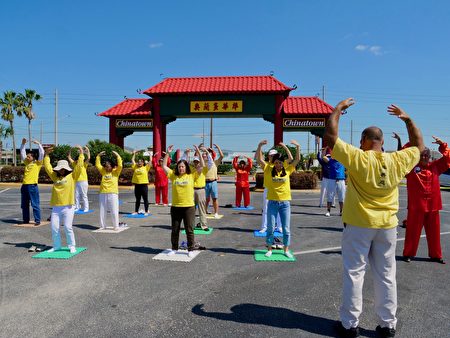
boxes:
[95,150,123,230]
[43,146,84,253]
[256,139,300,258]
[163,144,204,257]
[68,146,90,212]
[131,150,152,215]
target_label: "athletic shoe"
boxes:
[335,321,360,338]
[375,325,396,338]
[403,256,412,263]
[188,251,195,258]
[284,251,293,259]
[144,213,149,216]
[325,212,331,217]
[28,245,37,252]
[276,228,283,233]
[264,251,272,257]
[430,257,446,264]
[214,213,220,219]
[69,247,76,254]
[47,247,60,253]
[83,209,89,212]
[258,228,267,233]
[167,249,176,256]
[131,212,138,215]
[34,222,41,226]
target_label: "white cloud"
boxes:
[355,44,385,56]
[149,42,163,48]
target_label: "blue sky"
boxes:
[1,0,449,153]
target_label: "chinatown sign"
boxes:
[190,100,243,113]
[115,119,153,129]
[283,118,325,128]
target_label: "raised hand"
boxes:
[167,145,174,153]
[22,138,27,145]
[98,151,106,156]
[290,139,300,147]
[336,98,355,112]
[258,140,268,146]
[432,136,444,145]
[31,139,40,145]
[392,132,400,140]
[45,147,54,155]
[388,104,410,121]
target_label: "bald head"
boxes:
[360,126,384,151]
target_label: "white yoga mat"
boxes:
[152,249,200,262]
[93,226,129,233]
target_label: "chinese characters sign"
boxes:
[283,118,325,128]
[190,100,243,113]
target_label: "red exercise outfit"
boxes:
[152,155,170,205]
[233,156,253,207]
[403,142,450,260]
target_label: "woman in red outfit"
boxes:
[152,152,170,205]
[232,156,253,208]
[403,136,450,264]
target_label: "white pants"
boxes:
[340,224,397,329]
[261,188,281,231]
[51,205,75,249]
[75,181,89,210]
[327,179,346,203]
[320,177,335,206]
[99,193,119,229]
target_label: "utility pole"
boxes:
[209,115,213,148]
[54,89,58,146]
[322,85,325,101]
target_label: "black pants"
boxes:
[170,206,195,251]
[134,184,149,212]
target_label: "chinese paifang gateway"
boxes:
[283,118,325,128]
[116,120,153,128]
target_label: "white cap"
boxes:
[268,149,278,156]
[193,157,200,162]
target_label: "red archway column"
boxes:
[109,118,119,146]
[161,122,167,152]
[152,97,162,159]
[274,95,284,145]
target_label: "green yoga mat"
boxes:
[182,228,214,235]
[32,247,87,259]
[254,249,296,262]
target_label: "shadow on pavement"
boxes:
[4,241,48,249]
[74,224,98,230]
[216,226,254,233]
[140,224,171,230]
[300,226,343,233]
[192,303,339,336]
[110,246,162,255]
[1,219,20,224]
[208,247,254,255]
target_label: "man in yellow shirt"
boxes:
[324,98,423,338]
[20,138,44,225]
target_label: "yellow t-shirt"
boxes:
[96,154,123,194]
[332,138,420,229]
[264,163,295,201]
[22,159,43,184]
[74,161,89,182]
[167,169,195,207]
[131,163,151,184]
[191,166,208,188]
[205,161,218,181]
[44,155,83,206]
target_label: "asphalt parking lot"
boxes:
[0,178,449,338]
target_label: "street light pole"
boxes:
[54,89,58,146]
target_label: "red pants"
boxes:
[155,185,168,205]
[235,186,250,207]
[403,209,442,259]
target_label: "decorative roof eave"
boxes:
[98,98,152,117]
[282,96,334,115]
[143,75,293,96]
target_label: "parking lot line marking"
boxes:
[0,188,10,194]
[293,231,450,256]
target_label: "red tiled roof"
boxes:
[282,97,334,115]
[98,99,152,117]
[143,76,293,96]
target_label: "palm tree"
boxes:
[0,124,12,164]
[0,91,19,166]
[17,89,42,150]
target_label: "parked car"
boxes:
[440,168,450,187]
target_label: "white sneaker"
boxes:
[144,213,149,216]
[276,228,283,233]
[264,251,272,257]
[258,228,267,233]
[131,212,138,215]
[83,209,89,212]
[47,247,60,253]
[325,212,331,217]
[69,247,76,254]
[166,249,176,256]
[284,251,293,259]
[214,213,220,219]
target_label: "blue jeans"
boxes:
[21,184,41,223]
[266,200,291,246]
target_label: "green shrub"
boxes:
[217,163,232,174]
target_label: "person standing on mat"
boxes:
[256,139,300,258]
[131,150,151,215]
[403,136,449,264]
[232,155,253,208]
[96,150,123,230]
[152,152,170,205]
[259,149,282,234]
[325,98,422,338]
[43,145,84,253]
[205,143,224,218]
[20,138,44,225]
[322,149,346,217]
[163,145,204,257]
[68,145,90,212]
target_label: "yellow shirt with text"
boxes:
[332,138,420,229]
[132,163,151,184]
[96,154,123,194]
[191,166,208,188]
[22,159,43,184]
[264,163,295,201]
[167,169,195,207]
